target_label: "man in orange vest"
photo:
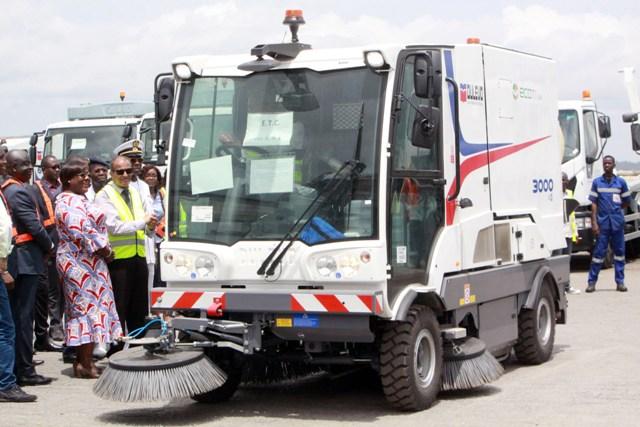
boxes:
[32,156,64,349]
[2,150,54,386]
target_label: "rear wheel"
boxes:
[515,285,556,365]
[379,306,442,411]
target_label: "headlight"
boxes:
[316,256,337,277]
[174,63,192,80]
[585,217,592,228]
[338,255,360,278]
[174,254,192,277]
[195,256,215,277]
[163,252,174,264]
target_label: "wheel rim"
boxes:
[537,298,552,346]
[414,329,436,388]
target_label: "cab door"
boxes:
[388,50,445,296]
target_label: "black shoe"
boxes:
[33,359,44,366]
[0,385,37,402]
[34,340,63,353]
[49,328,65,342]
[586,284,596,293]
[17,374,53,387]
[617,284,628,292]
[62,348,76,364]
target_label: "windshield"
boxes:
[139,118,171,164]
[169,67,385,246]
[45,125,125,163]
[558,109,580,163]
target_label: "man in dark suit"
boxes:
[2,150,54,386]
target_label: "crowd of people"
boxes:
[0,140,166,402]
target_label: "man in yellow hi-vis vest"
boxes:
[562,172,580,295]
[95,156,157,335]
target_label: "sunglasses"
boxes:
[114,168,133,176]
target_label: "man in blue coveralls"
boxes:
[586,155,630,293]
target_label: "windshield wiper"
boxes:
[256,160,365,277]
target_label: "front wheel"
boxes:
[379,306,443,411]
[191,350,243,404]
[515,285,556,365]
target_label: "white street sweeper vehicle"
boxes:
[94,11,569,411]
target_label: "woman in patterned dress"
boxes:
[56,162,122,378]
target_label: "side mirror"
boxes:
[632,123,640,152]
[121,124,133,141]
[155,77,175,123]
[598,115,611,139]
[414,54,434,99]
[411,106,440,149]
[622,113,638,123]
[28,133,38,165]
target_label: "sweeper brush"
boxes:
[93,346,227,402]
[441,337,504,391]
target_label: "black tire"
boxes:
[379,306,442,411]
[602,245,613,269]
[191,365,242,404]
[191,351,243,404]
[515,285,556,365]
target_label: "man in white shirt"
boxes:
[95,155,157,336]
[112,140,157,291]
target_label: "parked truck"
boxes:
[146,11,569,411]
[558,93,612,260]
[41,100,153,165]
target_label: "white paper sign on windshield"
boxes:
[191,205,213,223]
[243,112,293,147]
[190,155,234,195]
[70,139,87,150]
[249,157,294,194]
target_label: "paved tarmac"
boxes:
[3,255,639,427]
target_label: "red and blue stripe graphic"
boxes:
[442,50,549,224]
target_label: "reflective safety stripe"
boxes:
[35,181,55,229]
[622,191,631,197]
[13,229,34,244]
[589,191,598,198]
[1,178,39,245]
[591,257,604,264]
[110,239,139,247]
[614,255,625,261]
[597,187,621,193]
[101,184,146,259]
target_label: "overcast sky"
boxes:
[1,0,639,161]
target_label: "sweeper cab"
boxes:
[96,11,569,411]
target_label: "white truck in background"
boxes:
[41,101,154,165]
[558,92,612,260]
[620,67,640,247]
[145,11,570,411]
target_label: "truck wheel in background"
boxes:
[379,305,443,411]
[515,285,556,365]
[191,350,243,404]
[602,245,614,269]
